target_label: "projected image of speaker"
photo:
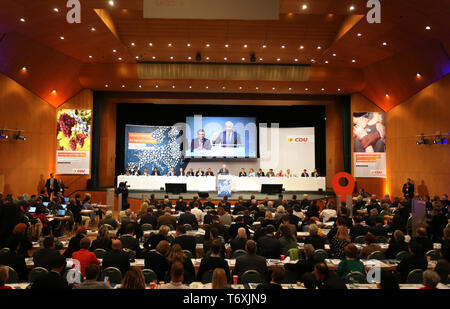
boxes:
[261,184,283,195]
[165,183,187,194]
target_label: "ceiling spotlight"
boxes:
[113,49,117,53]
[53,8,59,12]
[288,87,292,91]
[357,33,362,37]
[155,85,159,88]
[243,44,248,48]
[135,56,139,59]
[205,86,209,89]
[138,85,142,88]
[349,5,355,11]
[239,86,243,90]
[311,59,315,62]
[148,42,153,46]
[272,87,276,90]
[276,58,281,61]
[130,42,135,46]
[321,88,325,91]
[118,57,122,60]
[294,58,298,62]
[105,84,109,88]
[250,54,256,62]
[205,56,210,60]
[262,45,267,48]
[416,73,421,78]
[225,44,229,48]
[189,86,192,89]
[52,89,57,94]
[91,27,96,31]
[187,43,191,47]
[222,86,226,89]
[89,55,93,59]
[170,56,174,60]
[188,56,192,60]
[332,53,337,56]
[259,58,263,61]
[302,4,308,10]
[325,60,329,64]
[256,87,259,90]
[152,56,156,60]
[205,43,210,47]
[196,52,202,61]
[20,18,25,22]
[168,43,172,47]
[382,42,387,46]
[338,88,341,91]
[60,36,65,40]
[385,93,389,97]
[305,88,309,91]
[121,85,125,88]
[425,26,431,30]
[21,66,27,71]
[224,57,228,61]
[352,59,356,63]
[281,45,285,49]
[172,85,176,88]
[241,57,246,61]
[299,45,304,49]
[109,1,115,6]
[317,46,321,49]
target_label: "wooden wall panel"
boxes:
[0,73,56,196]
[325,102,344,188]
[386,73,450,198]
[56,90,94,195]
[99,99,117,188]
[350,93,386,197]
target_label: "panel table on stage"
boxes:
[117,175,216,191]
[218,175,326,192]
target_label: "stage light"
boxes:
[14,133,26,141]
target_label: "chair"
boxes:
[231,249,247,259]
[288,248,300,260]
[376,236,388,244]
[29,267,48,283]
[425,250,440,261]
[184,224,193,231]
[354,236,365,244]
[406,269,423,284]
[241,270,263,284]
[345,271,367,284]
[102,267,123,285]
[201,269,214,284]
[395,250,410,262]
[141,223,153,231]
[123,248,136,262]
[6,267,19,284]
[367,251,385,260]
[94,248,107,259]
[142,269,158,284]
[183,250,193,260]
[313,249,328,262]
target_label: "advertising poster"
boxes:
[56,109,91,175]
[353,112,386,178]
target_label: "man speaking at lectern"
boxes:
[212,121,241,147]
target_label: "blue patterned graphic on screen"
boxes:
[124,125,185,174]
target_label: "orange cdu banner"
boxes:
[128,133,157,144]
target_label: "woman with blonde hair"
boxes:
[137,202,149,220]
[330,225,351,259]
[167,244,195,283]
[121,267,146,289]
[212,268,229,289]
[90,225,112,251]
[144,225,170,250]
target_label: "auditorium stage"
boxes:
[128,190,335,202]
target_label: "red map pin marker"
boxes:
[332,172,355,198]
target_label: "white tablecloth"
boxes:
[117,175,326,192]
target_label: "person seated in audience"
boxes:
[233,196,247,215]
[305,200,320,221]
[302,272,317,290]
[379,268,399,289]
[137,202,149,220]
[292,204,305,221]
[304,223,325,250]
[140,208,158,229]
[166,244,195,283]
[278,214,297,236]
[202,209,216,226]
[257,226,282,259]
[177,206,198,229]
[256,169,265,177]
[204,227,226,259]
[314,262,347,289]
[421,270,441,289]
[217,206,232,226]
[266,169,275,177]
[247,168,256,177]
[353,196,366,212]
[311,168,319,177]
[261,211,277,230]
[0,236,28,282]
[119,223,141,258]
[366,198,382,216]
[117,213,143,240]
[203,197,215,209]
[175,196,187,212]
[120,267,146,289]
[242,209,254,228]
[233,240,268,283]
[359,233,382,259]
[387,214,406,234]
[217,195,231,212]
[337,244,365,279]
[435,241,450,283]
[72,237,101,277]
[157,207,177,230]
[349,216,368,242]
[369,216,388,237]
[172,224,196,258]
[190,202,203,223]
[301,169,309,177]
[276,170,284,177]
[300,194,310,209]
[385,230,409,259]
[186,168,195,177]
[98,210,118,230]
[427,207,448,242]
[64,226,87,258]
[90,225,112,252]
[33,236,62,271]
[204,216,228,242]
[30,255,69,290]
[197,240,231,283]
[195,168,204,177]
[144,240,170,282]
[7,223,32,258]
[73,263,112,289]
[189,195,203,210]
[320,202,337,223]
[253,204,266,222]
[159,262,188,289]
[273,205,285,222]
[0,266,11,289]
[285,244,316,282]
[395,240,428,283]
[330,225,351,260]
[160,198,172,209]
[277,224,297,256]
[101,238,130,277]
[231,227,248,253]
[211,268,229,289]
[256,266,285,289]
[411,227,434,253]
[238,168,247,177]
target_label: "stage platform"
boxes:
[128,190,335,202]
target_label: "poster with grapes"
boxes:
[56,109,92,175]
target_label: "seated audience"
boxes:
[90,225,112,251]
[256,266,285,289]
[230,227,248,253]
[159,262,188,289]
[304,224,325,250]
[368,217,388,237]
[212,268,229,289]
[144,240,170,282]
[0,266,11,289]
[98,211,118,229]
[285,244,316,282]
[385,230,409,259]
[73,264,112,289]
[119,223,141,257]
[434,242,450,283]
[359,233,382,259]
[177,206,198,229]
[257,226,282,259]
[30,255,69,289]
[167,244,195,283]
[102,239,131,277]
[350,216,369,242]
[396,240,428,283]
[233,240,268,283]
[72,237,101,277]
[120,267,146,289]
[320,202,337,223]
[64,226,87,258]
[330,225,351,259]
[172,224,197,258]
[278,224,297,255]
[421,270,441,289]
[411,227,433,254]
[197,240,231,283]
[33,236,62,271]
[157,207,177,229]
[144,225,171,250]
[0,236,28,282]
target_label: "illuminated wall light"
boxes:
[155,85,159,88]
[172,85,176,88]
[302,4,308,10]
[105,84,109,88]
[21,66,27,71]
[189,86,192,89]
[20,18,26,22]
[205,56,210,60]
[130,42,135,46]
[321,88,325,91]
[113,49,117,53]
[382,42,387,46]
[324,60,329,64]
[138,85,142,88]
[352,59,356,63]
[60,36,65,40]
[121,85,125,88]
[168,43,172,47]
[225,44,229,48]
[317,46,321,49]
[89,55,93,59]
[205,86,209,89]
[118,57,122,60]
[262,45,267,48]
[332,53,337,56]
[135,56,139,59]
[256,87,259,90]
[52,89,57,94]
[243,44,248,48]
[416,73,421,78]
[338,88,341,92]
[170,56,174,60]
[148,42,153,46]
[276,58,281,61]
[109,1,115,6]
[311,59,315,62]
[259,58,263,61]
[239,86,243,89]
[299,45,304,49]
[188,56,192,60]
[205,43,210,47]
[281,45,285,49]
[224,57,228,61]
[187,43,191,47]
[241,57,246,61]
[305,88,309,91]
[357,33,362,37]
[91,27,96,31]
[288,88,292,91]
[222,86,226,89]
[385,93,389,97]
[272,87,276,90]
[152,56,156,59]
[294,58,298,62]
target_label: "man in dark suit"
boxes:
[177,206,198,229]
[151,167,161,176]
[172,225,197,258]
[411,227,433,253]
[191,129,212,152]
[32,236,62,271]
[175,196,187,212]
[45,173,59,198]
[144,240,171,282]
[350,216,369,242]
[212,121,241,147]
[157,208,177,229]
[402,178,414,199]
[301,169,309,177]
[304,224,325,250]
[228,216,250,241]
[396,240,428,283]
[203,197,215,209]
[196,240,231,283]
[205,168,214,176]
[0,236,28,282]
[101,239,130,276]
[369,217,388,237]
[131,166,141,176]
[314,262,347,289]
[257,226,282,259]
[30,255,69,289]
[118,223,141,258]
[204,216,228,241]
[233,240,268,283]
[0,201,21,249]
